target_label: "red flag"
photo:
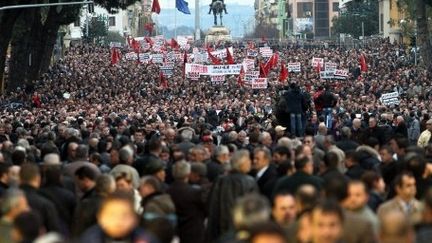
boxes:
[151,0,161,14]
[131,38,140,52]
[272,52,279,68]
[259,61,268,78]
[160,71,168,88]
[226,47,234,64]
[144,23,154,35]
[207,48,221,65]
[237,66,245,87]
[111,48,119,65]
[170,38,180,49]
[316,61,321,73]
[182,51,187,79]
[360,54,368,72]
[279,61,288,82]
[144,36,154,48]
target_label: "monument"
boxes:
[205,0,232,43]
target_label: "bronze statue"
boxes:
[208,0,227,26]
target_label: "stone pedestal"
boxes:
[205,26,232,43]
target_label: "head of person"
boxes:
[294,155,314,175]
[253,146,272,172]
[311,200,344,243]
[138,176,162,198]
[272,191,297,227]
[427,119,432,132]
[394,172,416,202]
[295,184,319,213]
[344,150,360,169]
[231,150,252,174]
[143,157,166,182]
[114,172,134,192]
[214,145,230,164]
[389,136,409,157]
[342,180,369,211]
[246,222,287,243]
[232,193,271,230]
[303,135,316,148]
[361,171,386,195]
[67,142,78,161]
[189,162,207,184]
[75,166,97,192]
[19,163,41,189]
[97,191,138,239]
[272,146,290,165]
[259,132,273,147]
[369,117,377,128]
[172,160,191,182]
[95,174,116,197]
[352,118,361,129]
[75,144,89,161]
[379,145,394,164]
[11,212,42,243]
[0,163,10,185]
[0,189,30,222]
[379,209,413,243]
[118,146,134,165]
[148,137,162,155]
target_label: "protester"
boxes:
[0,37,431,243]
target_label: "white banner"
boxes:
[185,63,242,75]
[110,42,122,48]
[247,50,258,57]
[260,47,273,57]
[320,71,335,79]
[325,62,337,71]
[187,72,200,81]
[208,47,234,59]
[161,65,174,77]
[125,52,137,61]
[288,62,301,72]
[334,69,349,79]
[252,78,268,89]
[243,58,255,72]
[380,92,400,106]
[245,71,259,83]
[210,75,225,82]
[312,57,324,67]
[139,53,151,63]
[152,54,164,63]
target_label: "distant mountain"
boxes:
[154,3,255,38]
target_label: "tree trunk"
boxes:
[416,0,432,72]
[8,8,42,91]
[0,8,23,93]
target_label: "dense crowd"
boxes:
[0,38,431,243]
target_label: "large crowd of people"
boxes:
[0,37,431,243]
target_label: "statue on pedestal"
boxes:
[208,0,228,26]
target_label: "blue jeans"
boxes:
[290,113,303,137]
[324,108,333,129]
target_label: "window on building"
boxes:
[109,16,116,27]
[332,2,339,12]
[74,17,80,27]
[297,2,313,18]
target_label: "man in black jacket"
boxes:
[317,85,337,129]
[252,146,278,200]
[282,83,306,137]
[19,163,61,233]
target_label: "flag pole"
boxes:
[174,6,177,38]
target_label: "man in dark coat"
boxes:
[167,161,206,243]
[19,163,61,233]
[134,138,162,177]
[317,85,337,129]
[206,145,229,183]
[283,83,306,137]
[274,155,323,195]
[207,150,258,242]
[252,146,278,200]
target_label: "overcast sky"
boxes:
[159,0,253,9]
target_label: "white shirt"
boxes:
[256,165,269,180]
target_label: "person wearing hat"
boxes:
[143,156,167,190]
[274,125,287,141]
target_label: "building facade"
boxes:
[256,0,340,39]
[379,0,405,43]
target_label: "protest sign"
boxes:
[325,62,337,71]
[312,57,324,67]
[161,64,174,77]
[260,47,273,57]
[187,72,200,80]
[380,92,400,106]
[252,78,268,89]
[152,54,164,63]
[288,62,301,72]
[320,71,335,79]
[333,69,349,79]
[243,59,255,72]
[210,75,225,82]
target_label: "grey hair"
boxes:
[277,137,293,150]
[230,150,250,172]
[43,153,61,166]
[119,146,134,163]
[232,193,271,229]
[172,160,191,180]
[75,144,89,160]
[214,145,229,157]
[180,130,193,141]
[1,189,26,214]
[95,174,115,197]
[258,132,271,143]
